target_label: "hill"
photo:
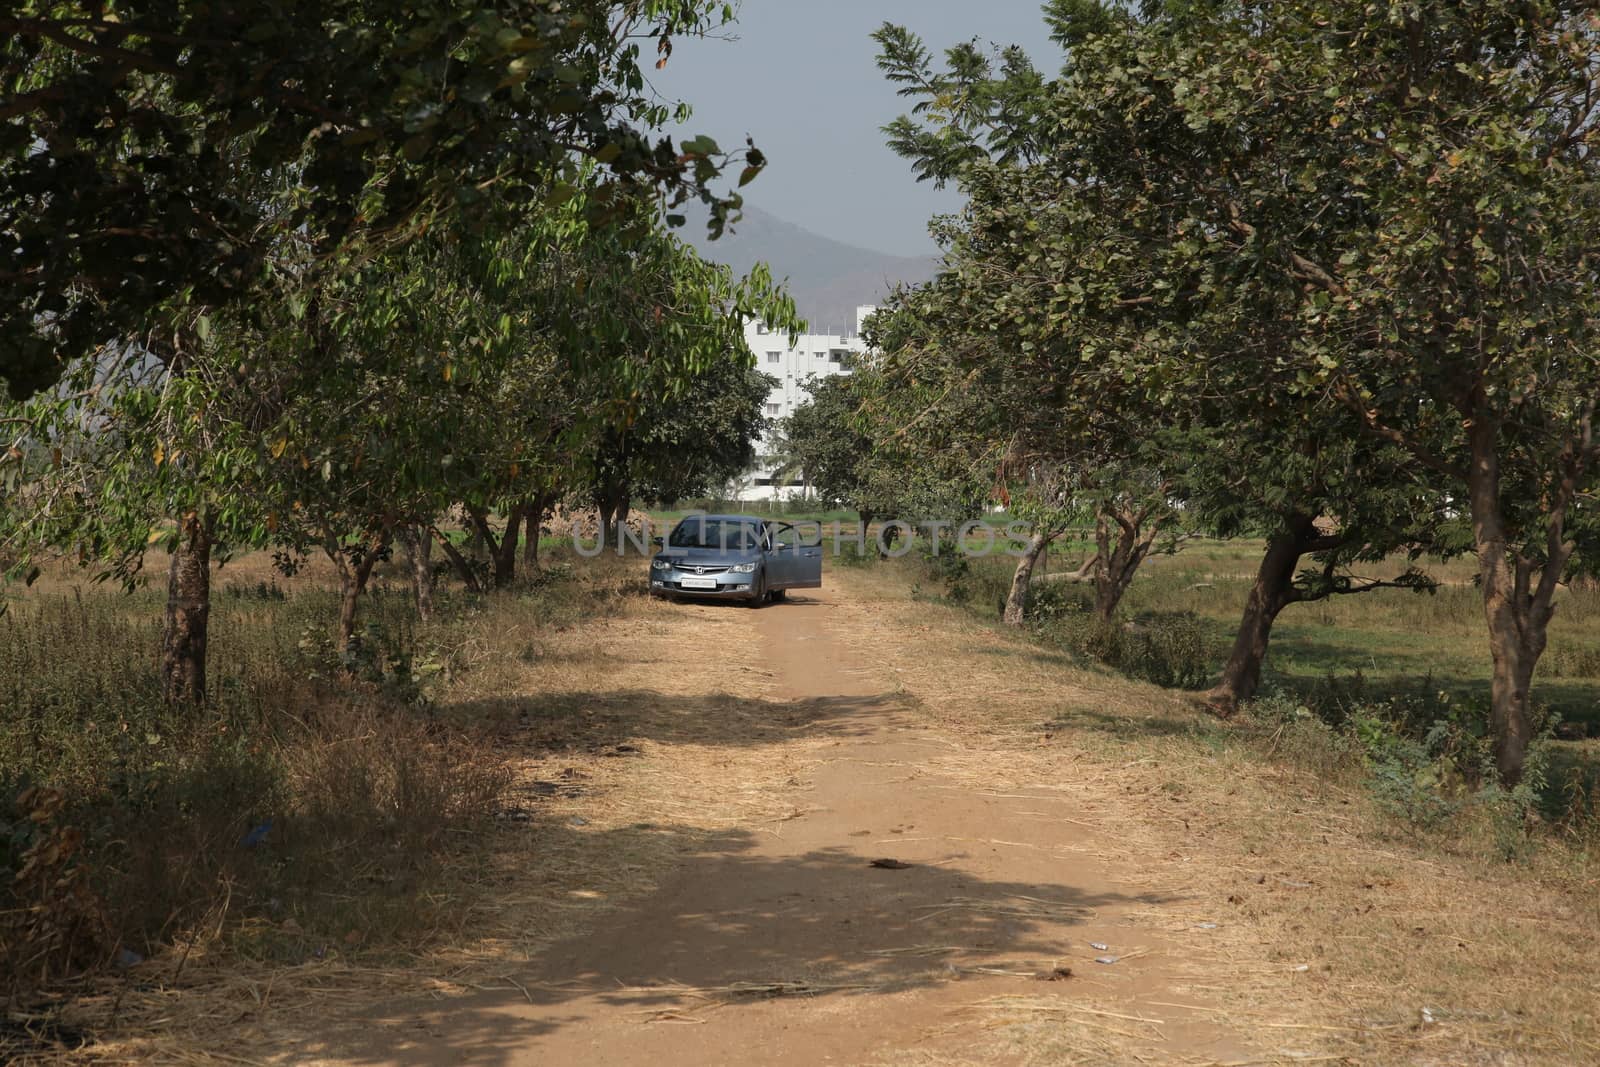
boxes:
[682,204,941,335]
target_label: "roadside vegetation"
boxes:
[773,0,1600,846]
[844,535,1600,861]
[6,0,1600,1062]
[828,562,1600,1065]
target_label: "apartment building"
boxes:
[734,305,876,501]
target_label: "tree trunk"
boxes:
[466,504,526,588]
[430,526,482,594]
[467,530,484,559]
[1467,419,1567,786]
[161,512,211,706]
[396,525,434,621]
[1004,531,1058,625]
[523,509,540,567]
[523,495,552,568]
[336,570,361,653]
[1091,505,1162,623]
[1205,514,1319,713]
[495,504,525,585]
[332,535,389,653]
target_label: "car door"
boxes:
[791,520,823,588]
[764,522,798,587]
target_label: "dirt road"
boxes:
[331,580,1255,1066]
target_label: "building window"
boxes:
[766,403,781,415]
[766,351,781,363]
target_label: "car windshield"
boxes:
[668,518,761,551]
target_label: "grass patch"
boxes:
[852,539,1600,844]
[0,547,645,1014]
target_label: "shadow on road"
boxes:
[444,688,909,752]
[300,822,1170,1066]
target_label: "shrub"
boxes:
[1024,586,1221,690]
[0,574,512,1005]
[1024,581,1091,622]
[918,545,972,603]
[1248,679,1568,843]
[1123,611,1217,689]
[1247,690,1362,780]
[833,541,877,568]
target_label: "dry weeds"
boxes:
[838,564,1600,1066]
[5,554,808,1064]
[13,552,1598,1065]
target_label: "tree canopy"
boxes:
[874,0,1600,780]
[2,0,764,399]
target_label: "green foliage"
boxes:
[778,374,875,514]
[0,573,532,998]
[1025,583,1218,689]
[1250,679,1561,847]
[1,0,765,399]
[1,178,796,644]
[591,358,780,511]
[876,0,1600,774]
[916,544,974,603]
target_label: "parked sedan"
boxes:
[649,514,822,604]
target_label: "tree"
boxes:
[438,188,793,586]
[1,182,795,682]
[588,357,776,533]
[781,375,878,528]
[2,0,766,400]
[873,3,1458,710]
[986,0,1600,779]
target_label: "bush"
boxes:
[833,541,877,568]
[918,545,972,602]
[1024,585,1220,690]
[1023,581,1091,622]
[1123,612,1217,689]
[1247,679,1565,844]
[0,577,511,1005]
[1247,690,1362,780]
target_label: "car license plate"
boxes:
[680,577,717,590]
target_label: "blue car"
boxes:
[649,514,822,604]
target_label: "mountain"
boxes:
[682,205,941,336]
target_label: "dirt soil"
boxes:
[297,580,1261,1066]
[67,562,1595,1065]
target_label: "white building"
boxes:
[734,305,876,502]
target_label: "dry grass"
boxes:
[838,563,1600,1066]
[11,547,1599,1065]
[4,551,822,1064]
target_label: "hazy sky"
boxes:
[651,1,1056,258]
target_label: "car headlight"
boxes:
[651,558,671,570]
[731,562,757,573]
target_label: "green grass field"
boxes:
[847,532,1600,735]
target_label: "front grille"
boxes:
[675,565,728,576]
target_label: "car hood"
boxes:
[656,546,760,566]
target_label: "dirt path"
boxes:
[326,580,1255,1066]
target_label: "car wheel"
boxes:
[748,574,767,607]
